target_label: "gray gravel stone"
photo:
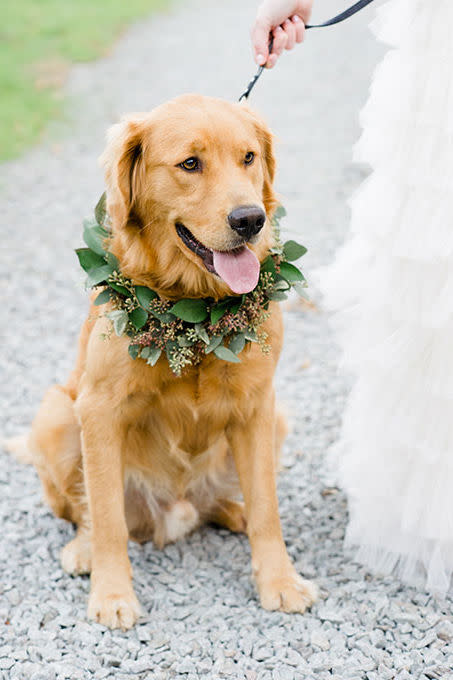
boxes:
[437,621,453,641]
[310,630,330,651]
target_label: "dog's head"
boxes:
[101,94,277,299]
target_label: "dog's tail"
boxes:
[2,433,34,464]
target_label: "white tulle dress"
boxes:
[322,0,453,593]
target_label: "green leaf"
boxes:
[279,261,305,283]
[83,221,108,256]
[128,344,140,360]
[273,278,291,291]
[135,285,157,310]
[146,347,162,366]
[260,255,276,277]
[86,264,114,287]
[140,346,151,359]
[229,299,242,314]
[210,304,227,325]
[229,333,246,355]
[150,310,176,324]
[293,282,310,299]
[108,310,128,336]
[178,335,195,347]
[106,251,120,270]
[109,282,130,296]
[195,323,210,344]
[283,240,307,262]
[205,335,223,354]
[244,329,258,342]
[76,248,105,273]
[129,307,148,330]
[273,204,287,221]
[93,289,111,306]
[94,192,107,226]
[170,299,208,323]
[165,341,178,361]
[268,290,288,302]
[214,345,241,363]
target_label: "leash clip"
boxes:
[238,64,266,103]
[239,38,273,103]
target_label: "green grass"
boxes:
[1,0,167,161]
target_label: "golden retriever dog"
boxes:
[19,94,317,629]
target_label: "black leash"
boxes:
[239,0,376,102]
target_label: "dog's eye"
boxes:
[244,152,255,165]
[179,157,200,172]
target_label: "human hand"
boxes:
[251,0,314,68]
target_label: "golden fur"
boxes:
[24,95,317,629]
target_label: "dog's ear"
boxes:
[242,107,278,217]
[100,115,147,229]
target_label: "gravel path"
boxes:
[2,0,453,678]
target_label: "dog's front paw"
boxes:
[255,564,318,614]
[88,584,141,630]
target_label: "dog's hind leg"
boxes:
[31,385,93,575]
[30,385,87,526]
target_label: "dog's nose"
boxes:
[227,205,266,241]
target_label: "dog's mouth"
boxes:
[175,222,260,294]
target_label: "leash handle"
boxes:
[239,0,376,102]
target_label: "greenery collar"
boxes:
[76,194,308,376]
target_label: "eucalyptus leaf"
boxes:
[283,240,307,262]
[279,261,305,283]
[210,304,227,325]
[195,323,210,344]
[244,329,258,342]
[214,346,241,363]
[106,251,120,270]
[171,299,208,323]
[268,290,288,302]
[83,217,98,230]
[228,333,246,355]
[94,191,107,226]
[273,279,291,292]
[273,204,287,221]
[140,346,151,359]
[293,282,310,298]
[108,310,128,336]
[260,255,276,277]
[229,299,242,314]
[129,307,148,330]
[83,222,108,256]
[128,344,140,360]
[178,335,194,347]
[135,285,157,310]
[146,347,162,366]
[205,335,223,354]
[76,248,105,273]
[150,310,176,323]
[93,289,111,306]
[109,282,131,296]
[86,264,114,287]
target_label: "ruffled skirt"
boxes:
[322,0,453,593]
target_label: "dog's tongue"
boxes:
[213,246,260,294]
